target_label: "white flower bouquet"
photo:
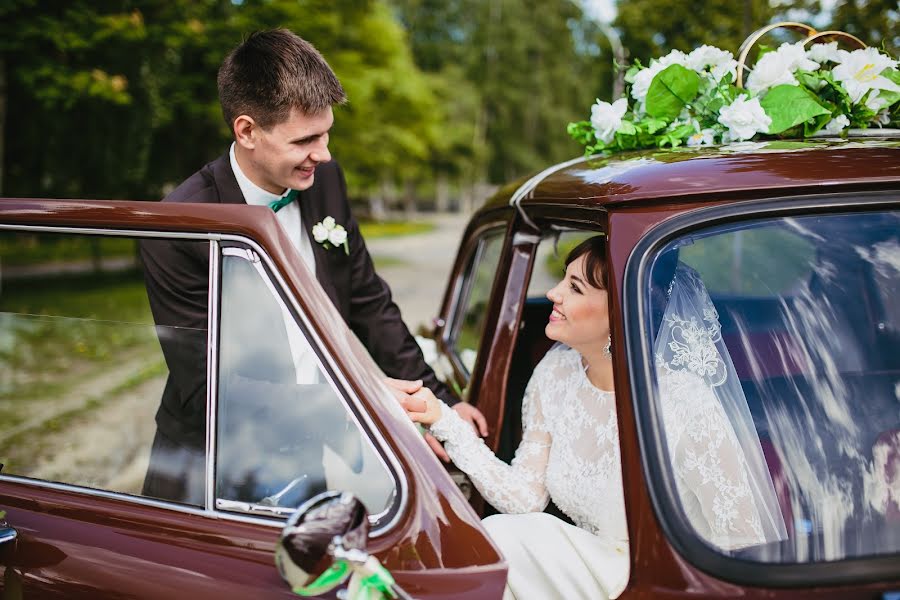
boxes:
[568,30,900,156]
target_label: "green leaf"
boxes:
[0,510,5,520]
[877,69,900,109]
[617,120,637,136]
[645,64,701,121]
[761,85,831,134]
[643,118,668,134]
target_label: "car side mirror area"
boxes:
[276,491,412,599]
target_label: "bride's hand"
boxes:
[406,388,443,427]
[385,377,442,426]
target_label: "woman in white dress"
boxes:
[401,236,786,599]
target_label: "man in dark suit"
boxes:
[141,29,485,505]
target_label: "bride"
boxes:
[395,236,786,599]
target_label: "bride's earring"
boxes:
[603,334,612,359]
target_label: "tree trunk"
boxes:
[402,179,417,219]
[435,173,449,213]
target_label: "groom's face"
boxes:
[243,107,334,194]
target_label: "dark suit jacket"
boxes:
[141,152,456,448]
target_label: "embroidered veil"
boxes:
[653,261,788,549]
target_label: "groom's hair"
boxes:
[218,29,347,130]
[565,235,608,290]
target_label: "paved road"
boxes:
[365,213,470,333]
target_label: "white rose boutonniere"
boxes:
[312,216,349,255]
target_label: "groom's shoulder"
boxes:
[163,154,230,204]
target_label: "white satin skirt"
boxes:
[482,513,629,600]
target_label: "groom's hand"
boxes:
[453,403,488,437]
[385,377,452,462]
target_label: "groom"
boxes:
[141,29,485,503]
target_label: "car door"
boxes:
[0,199,506,599]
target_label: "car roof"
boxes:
[483,136,900,213]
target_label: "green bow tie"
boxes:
[268,189,299,213]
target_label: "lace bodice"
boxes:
[431,340,769,551]
[430,345,627,541]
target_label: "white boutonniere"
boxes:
[312,216,349,255]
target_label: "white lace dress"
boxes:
[430,343,768,599]
[430,344,629,599]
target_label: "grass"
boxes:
[359,220,435,239]
[0,234,137,267]
[372,256,408,269]
[0,269,160,403]
[0,358,167,472]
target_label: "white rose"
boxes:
[590,97,628,144]
[823,114,850,135]
[322,216,336,230]
[778,41,819,72]
[328,226,347,247]
[312,223,328,243]
[806,41,842,65]
[746,47,798,94]
[832,47,900,104]
[717,95,771,141]
[686,45,736,81]
[687,128,717,147]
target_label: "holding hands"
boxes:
[385,377,488,463]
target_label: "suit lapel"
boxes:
[299,181,342,311]
[210,152,245,205]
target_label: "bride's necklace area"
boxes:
[581,356,615,394]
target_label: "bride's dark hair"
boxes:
[564,235,607,290]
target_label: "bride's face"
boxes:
[545,254,610,351]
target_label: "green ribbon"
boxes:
[291,559,398,600]
[292,560,351,597]
[269,189,299,213]
[355,562,398,600]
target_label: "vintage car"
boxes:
[1,132,900,598]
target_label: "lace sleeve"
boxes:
[429,365,553,514]
[662,370,766,550]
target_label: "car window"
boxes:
[447,229,504,375]
[644,210,900,563]
[0,230,200,503]
[215,246,395,519]
[526,230,599,299]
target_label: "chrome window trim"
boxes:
[443,222,508,378]
[205,240,220,512]
[622,190,900,587]
[0,224,408,536]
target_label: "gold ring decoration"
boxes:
[736,22,818,88]
[802,30,867,50]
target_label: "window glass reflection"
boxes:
[648,210,900,562]
[216,249,394,516]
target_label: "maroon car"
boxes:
[2,133,900,598]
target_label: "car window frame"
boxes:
[622,190,900,588]
[441,220,509,385]
[0,224,408,538]
[212,239,406,533]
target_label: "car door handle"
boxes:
[0,524,17,545]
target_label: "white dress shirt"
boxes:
[229,143,320,384]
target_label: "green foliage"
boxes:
[646,64,701,120]
[761,85,830,134]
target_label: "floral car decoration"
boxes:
[568,24,900,155]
